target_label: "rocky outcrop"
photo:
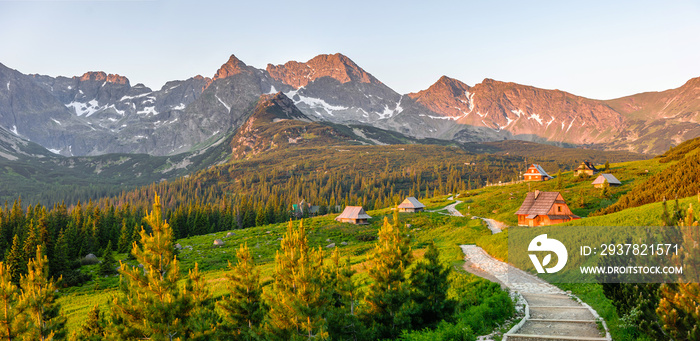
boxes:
[78,71,129,85]
[267,53,380,89]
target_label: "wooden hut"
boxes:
[515,190,580,226]
[574,161,599,177]
[335,206,372,225]
[592,174,621,188]
[397,197,426,213]
[523,164,553,181]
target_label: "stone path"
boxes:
[444,200,464,217]
[472,216,504,234]
[461,245,611,341]
[427,195,464,217]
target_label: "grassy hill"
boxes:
[453,157,669,226]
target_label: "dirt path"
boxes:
[473,216,504,234]
[461,245,611,341]
[444,200,464,217]
[427,195,464,217]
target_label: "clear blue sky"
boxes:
[1,0,698,100]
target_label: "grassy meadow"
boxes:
[58,200,503,332]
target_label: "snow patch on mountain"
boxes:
[419,114,459,121]
[137,106,158,116]
[172,103,186,110]
[11,125,19,135]
[505,116,515,127]
[268,85,277,94]
[66,99,104,117]
[546,117,556,128]
[5,82,9,91]
[376,96,404,119]
[528,113,543,125]
[215,95,231,112]
[284,89,348,116]
[465,91,475,111]
[51,118,61,126]
[48,148,61,154]
[120,92,152,101]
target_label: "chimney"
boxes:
[534,189,540,199]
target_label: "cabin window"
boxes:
[558,206,562,213]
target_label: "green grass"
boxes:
[454,158,669,226]
[58,206,497,333]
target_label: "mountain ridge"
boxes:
[1,54,700,157]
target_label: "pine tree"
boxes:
[107,194,191,341]
[0,261,27,340]
[218,243,264,339]
[556,169,563,189]
[71,305,105,341]
[265,220,329,340]
[50,229,70,280]
[116,220,132,254]
[22,224,40,263]
[98,240,117,277]
[408,241,452,329]
[184,263,219,340]
[362,216,412,339]
[325,248,361,340]
[19,245,66,341]
[657,204,700,340]
[5,235,24,285]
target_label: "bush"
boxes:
[355,234,377,242]
[400,321,475,341]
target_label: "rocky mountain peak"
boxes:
[77,71,129,85]
[406,76,472,118]
[410,76,471,99]
[212,54,251,81]
[266,53,378,89]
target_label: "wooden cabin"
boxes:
[574,161,599,177]
[592,174,621,188]
[515,190,580,226]
[397,197,426,213]
[523,164,553,181]
[335,206,372,225]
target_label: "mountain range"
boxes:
[0,53,699,158]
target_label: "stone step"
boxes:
[516,320,604,339]
[522,293,582,307]
[506,334,608,341]
[529,306,596,320]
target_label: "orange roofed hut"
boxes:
[335,206,372,225]
[523,164,553,181]
[515,190,580,226]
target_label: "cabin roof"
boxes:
[529,164,552,178]
[592,173,621,185]
[577,161,599,171]
[515,191,562,215]
[398,197,425,209]
[336,206,372,220]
